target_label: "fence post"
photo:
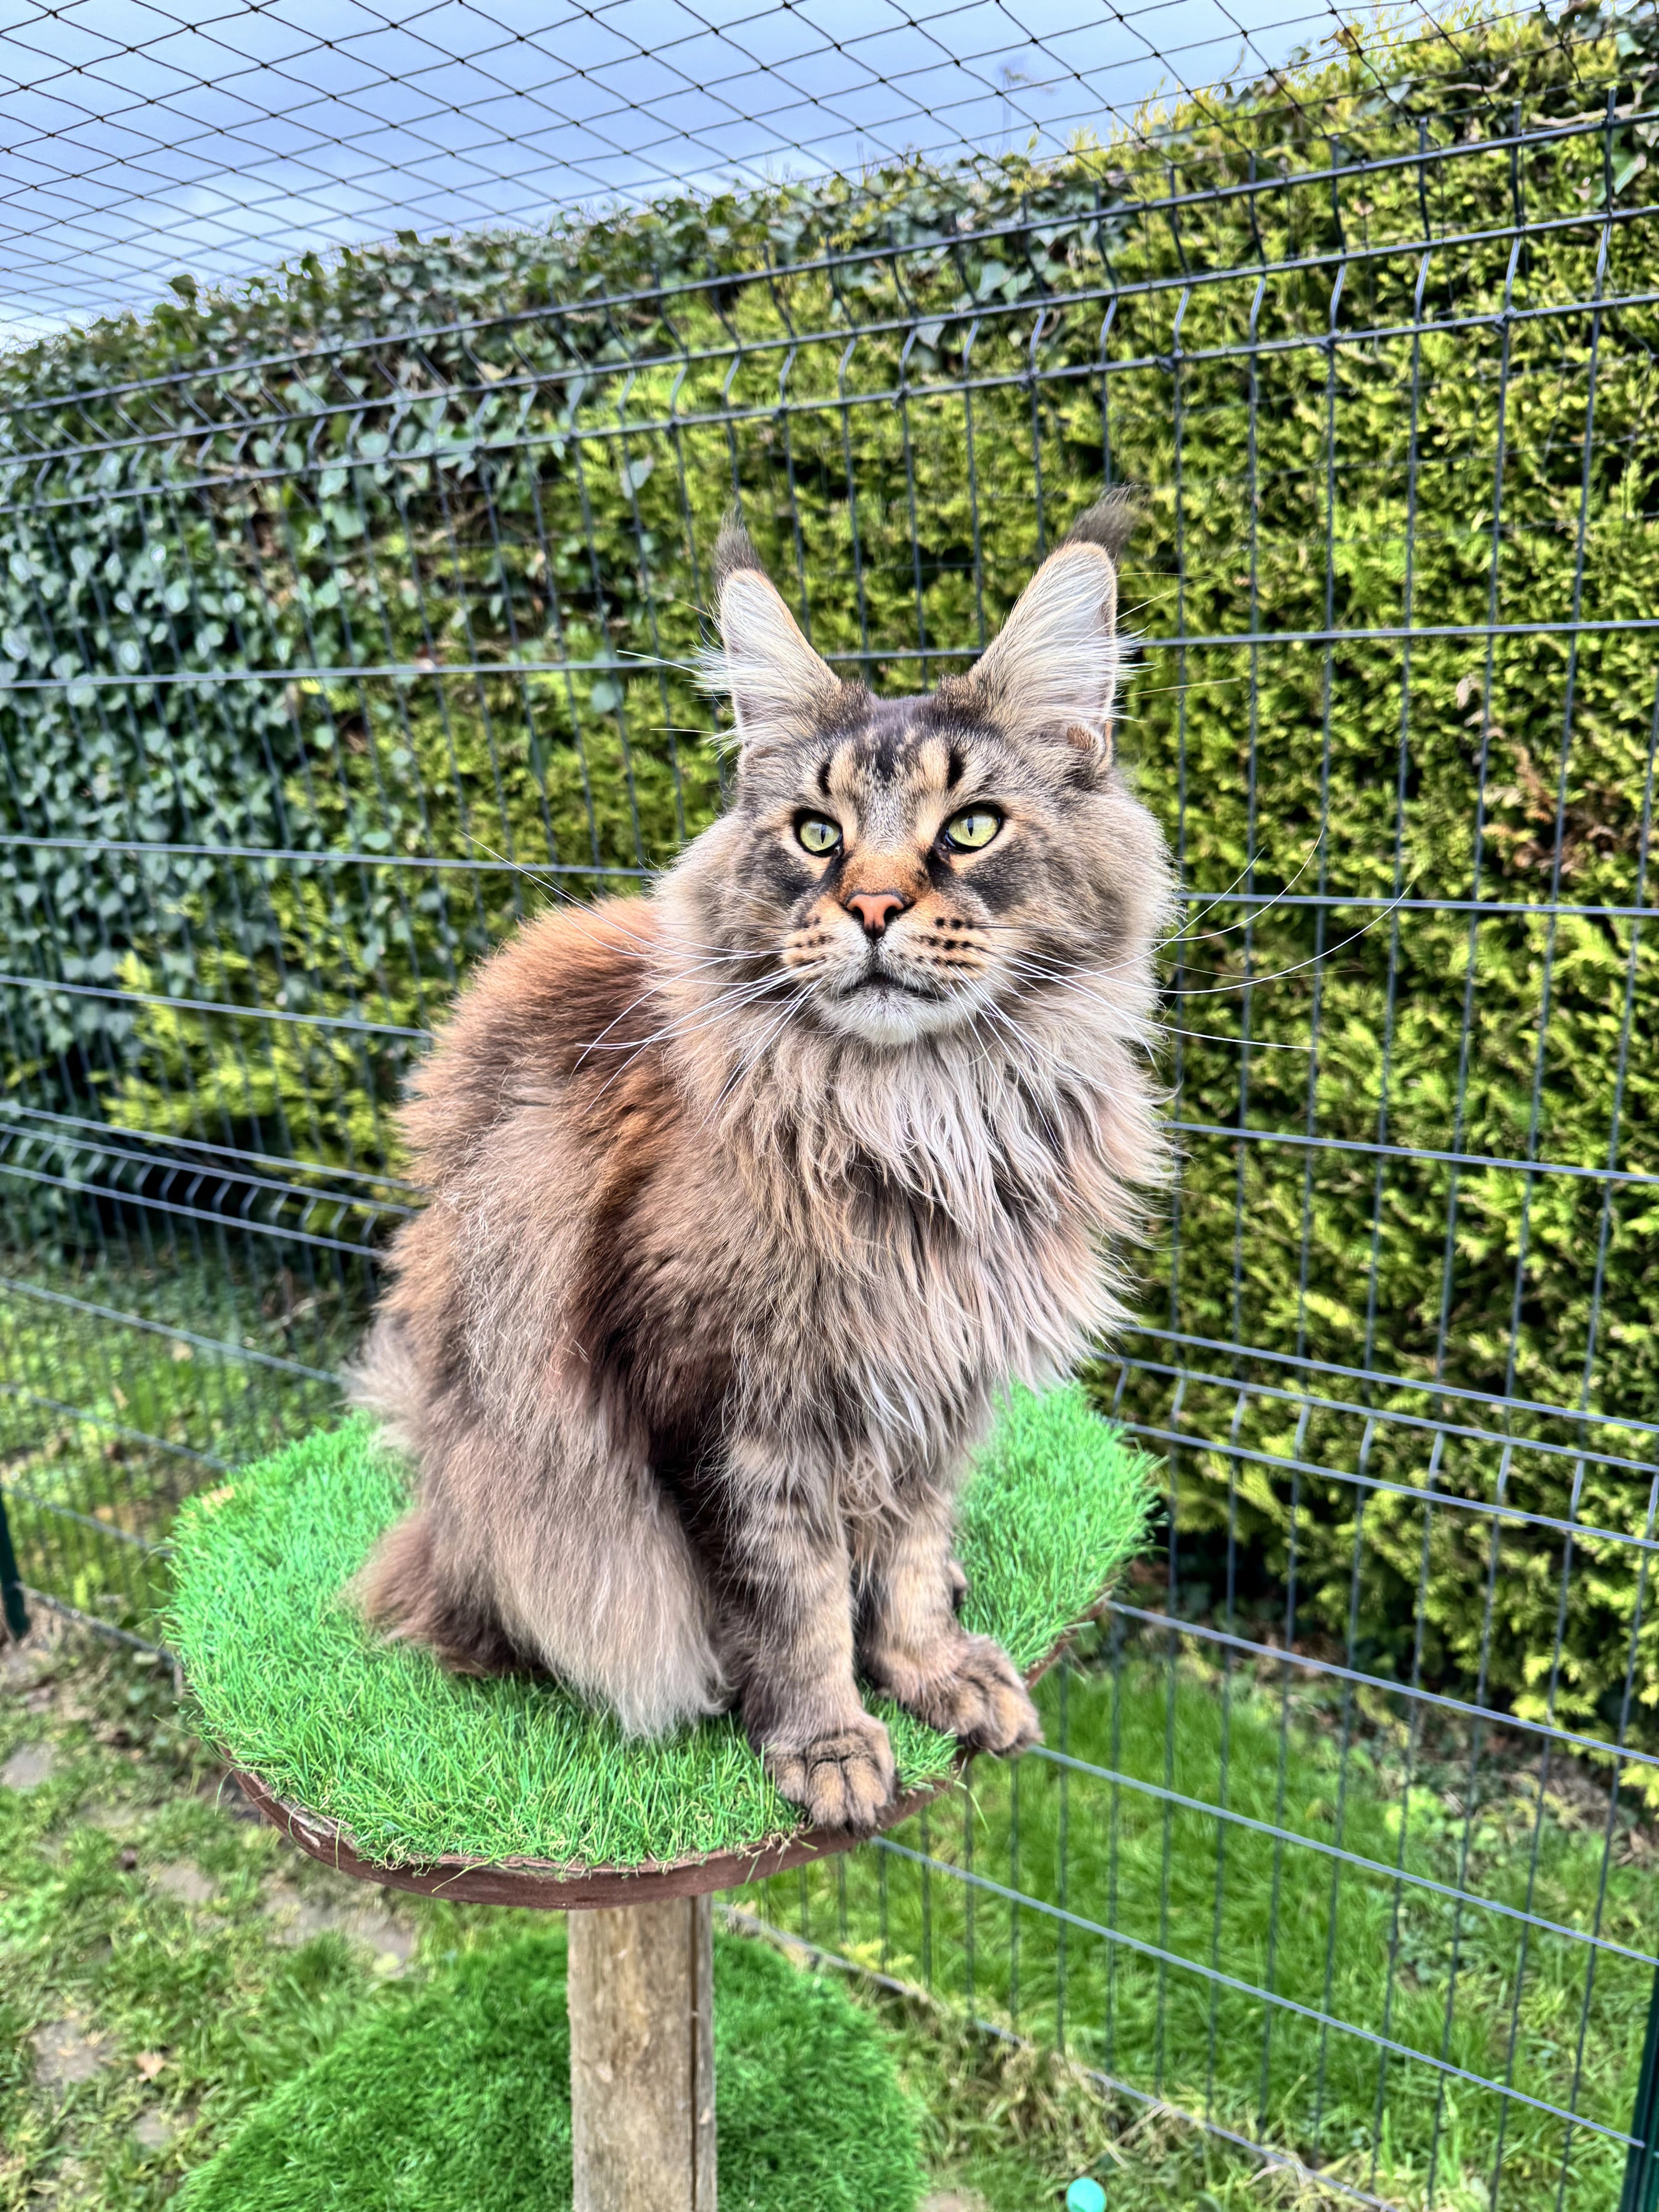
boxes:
[0,1482,29,1642]
[1621,1962,1659,2212]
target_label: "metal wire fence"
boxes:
[4,0,1659,2205]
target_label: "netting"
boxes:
[0,0,1523,329]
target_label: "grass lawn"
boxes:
[0,1249,355,1627]
[742,1640,1657,2212]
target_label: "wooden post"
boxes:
[568,1891,716,2211]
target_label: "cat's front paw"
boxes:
[764,1711,897,1832]
[888,1633,1041,1757]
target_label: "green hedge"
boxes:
[4,2,1659,1762]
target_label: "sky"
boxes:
[0,0,1456,336]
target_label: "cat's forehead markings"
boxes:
[823,720,951,800]
[912,734,958,792]
[823,745,864,804]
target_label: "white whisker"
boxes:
[581,974,801,1064]
[713,982,817,1113]
[1000,957,1312,1052]
[1163,835,1322,947]
[1164,838,1328,951]
[1165,902,1406,997]
[574,970,787,1066]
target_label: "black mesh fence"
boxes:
[3,1,1659,2204]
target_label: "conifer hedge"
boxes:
[3,2,1658,1754]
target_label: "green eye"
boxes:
[943,808,1002,852]
[796,815,842,855]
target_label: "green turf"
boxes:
[176,1929,924,2212]
[167,1383,1154,1872]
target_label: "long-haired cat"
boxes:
[352,497,1172,1831]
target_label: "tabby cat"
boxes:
[352,497,1172,1830]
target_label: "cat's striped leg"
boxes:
[717,1437,897,1832]
[858,1485,1040,1756]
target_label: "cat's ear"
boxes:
[964,493,1137,780]
[707,515,844,755]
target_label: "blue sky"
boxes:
[0,0,1439,335]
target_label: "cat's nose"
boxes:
[844,889,909,938]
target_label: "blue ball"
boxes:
[1066,2180,1107,2212]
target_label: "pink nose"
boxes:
[845,890,908,938]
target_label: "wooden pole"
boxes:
[568,1891,716,2211]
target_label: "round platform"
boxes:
[229,1763,955,1906]
[170,1382,1151,1894]
[178,1929,927,2212]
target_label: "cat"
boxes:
[350,495,1173,1832]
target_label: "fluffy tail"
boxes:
[351,1508,520,1677]
[344,1312,424,1455]
[345,1314,517,1674]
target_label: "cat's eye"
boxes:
[943,808,1003,853]
[796,815,842,855]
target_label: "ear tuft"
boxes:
[704,521,843,755]
[713,509,763,591]
[1062,488,1142,566]
[1065,720,1113,775]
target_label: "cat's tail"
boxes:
[343,1310,425,1456]
[351,1508,521,1677]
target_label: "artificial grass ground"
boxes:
[176,1929,924,2212]
[167,1384,1153,1873]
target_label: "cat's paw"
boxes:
[764,1712,897,1832]
[893,1634,1041,1756]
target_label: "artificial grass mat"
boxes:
[179,1929,924,2212]
[169,1382,1153,1871]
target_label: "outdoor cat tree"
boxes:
[168,1392,1150,2209]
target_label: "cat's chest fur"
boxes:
[586,1085,1113,1499]
[761,1166,1100,1394]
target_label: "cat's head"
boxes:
[675,500,1172,1051]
